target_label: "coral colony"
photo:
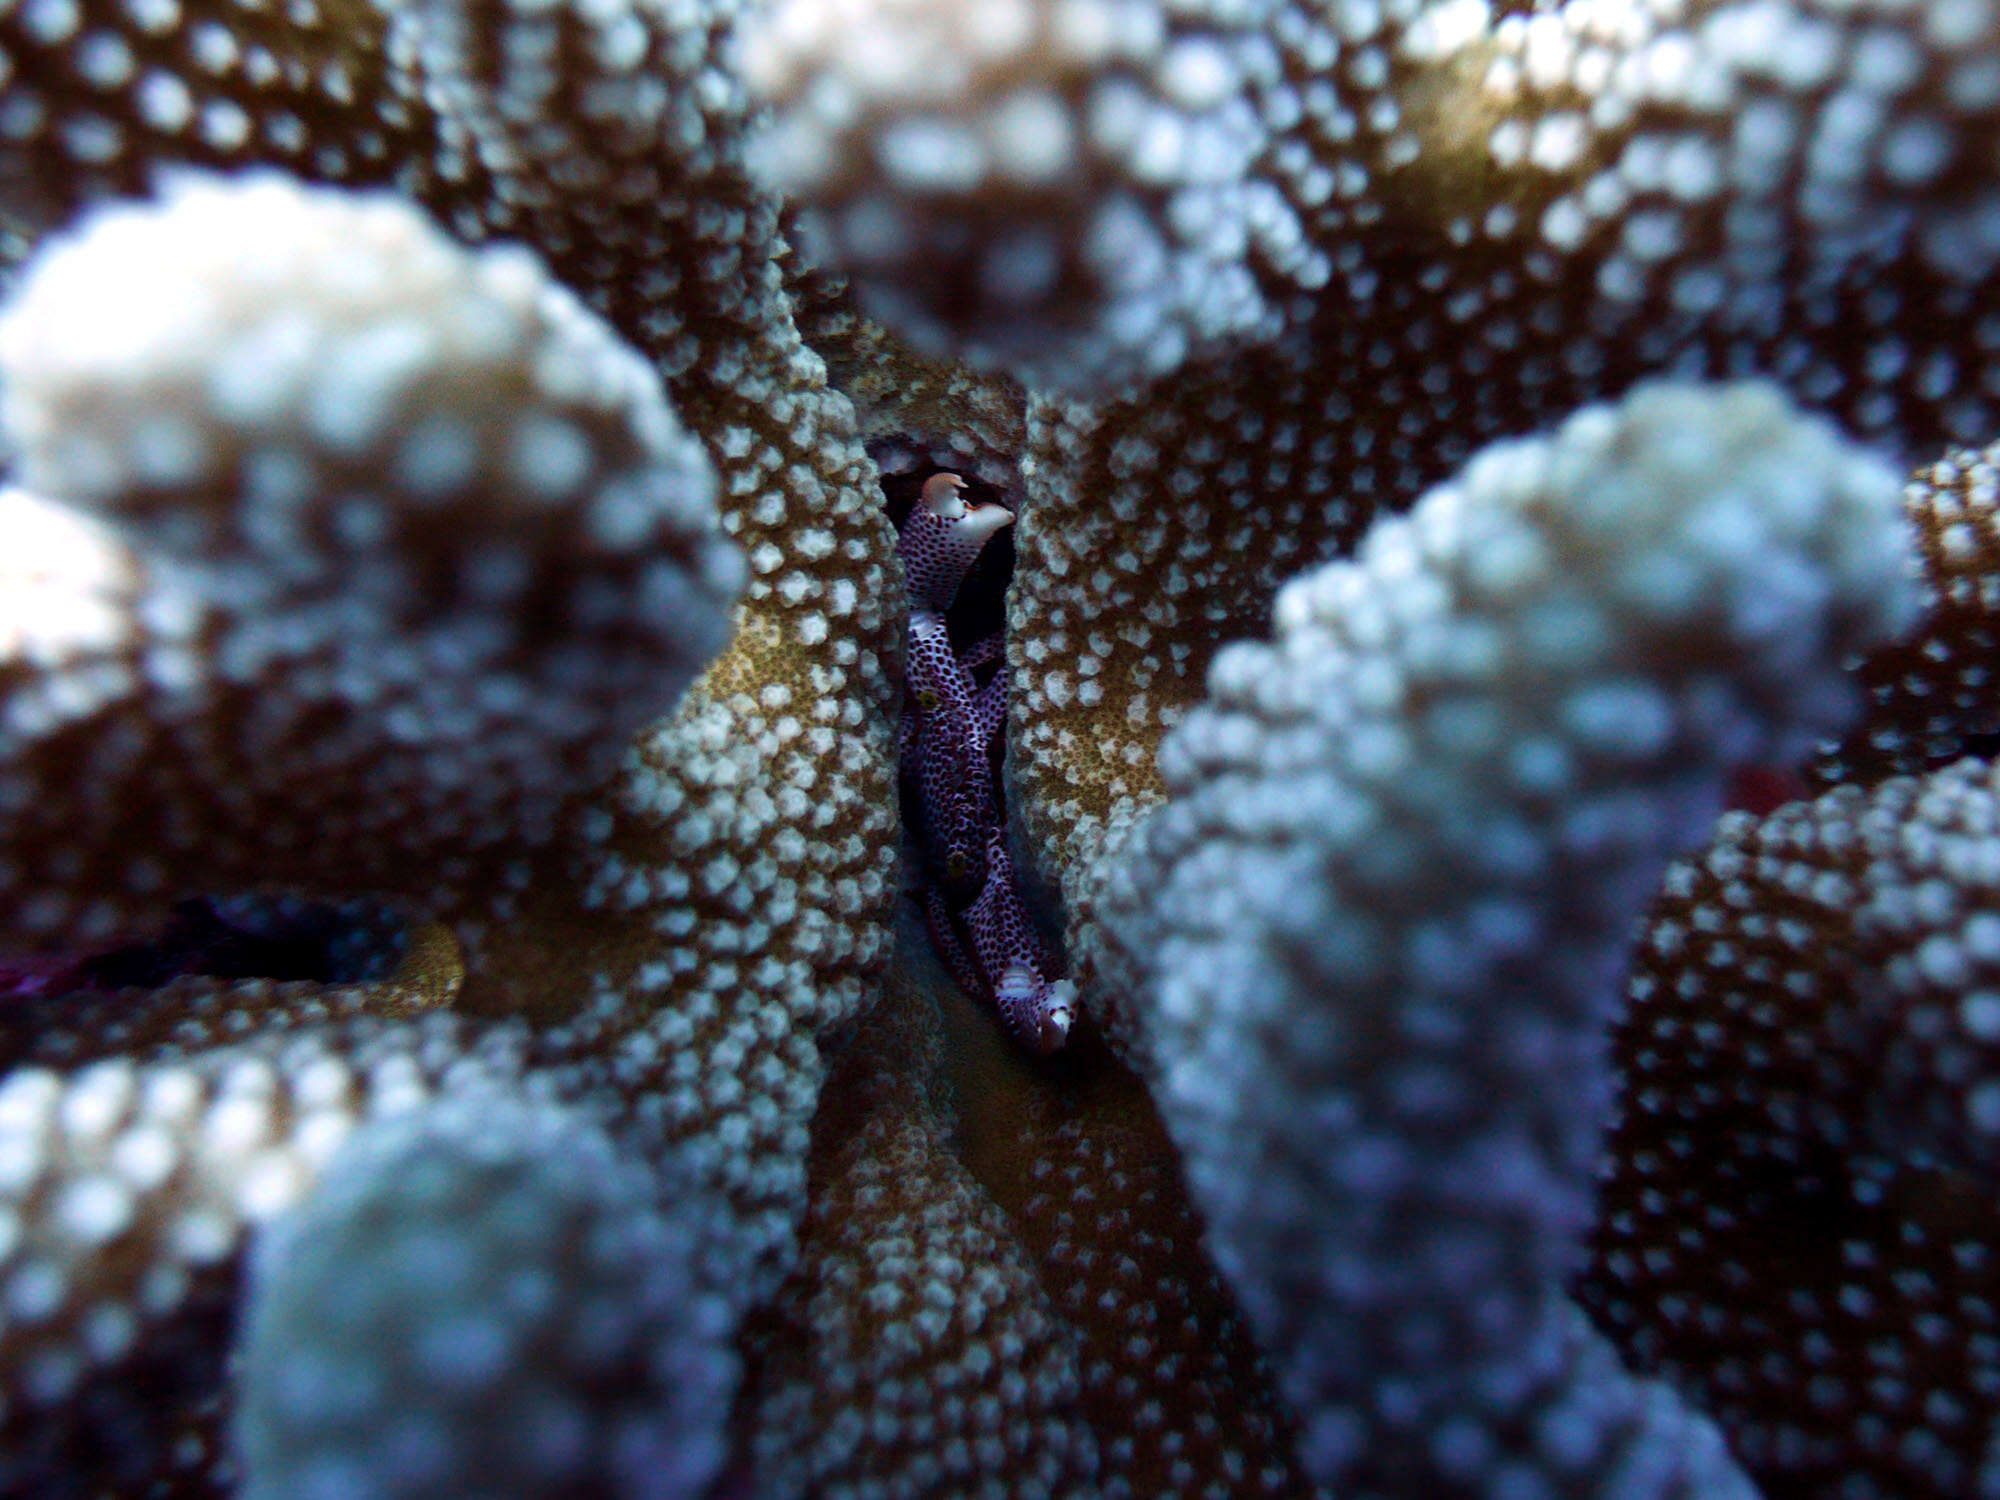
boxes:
[6,0,2000,1496]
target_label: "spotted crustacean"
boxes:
[896,472,1076,1053]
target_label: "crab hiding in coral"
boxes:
[893,471,1075,1054]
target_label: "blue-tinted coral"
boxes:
[5,1,2000,1497]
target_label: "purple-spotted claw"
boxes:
[898,472,1014,614]
[905,608,992,901]
[960,826,1072,1055]
[893,470,1074,1053]
[999,968,1076,1056]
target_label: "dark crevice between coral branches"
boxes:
[0,896,410,1004]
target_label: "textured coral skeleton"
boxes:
[4,0,2000,1497]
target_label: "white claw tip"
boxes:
[920,471,968,517]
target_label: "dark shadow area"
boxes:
[74,896,407,989]
[0,896,409,1007]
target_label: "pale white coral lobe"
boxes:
[1100,381,1918,1492]
[0,173,742,943]
[238,1092,737,1500]
[742,0,1316,388]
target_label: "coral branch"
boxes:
[1100,381,1916,1491]
[741,0,1314,388]
[741,963,1097,1495]
[237,1090,737,1498]
[0,174,740,946]
[1817,441,2000,786]
[1585,756,2000,1494]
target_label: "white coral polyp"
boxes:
[0,174,731,568]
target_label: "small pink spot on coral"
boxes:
[1726,763,1807,818]
[0,952,83,1003]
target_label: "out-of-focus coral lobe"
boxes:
[238,1091,739,1500]
[0,174,741,948]
[742,0,1315,389]
[1097,381,1914,1494]
[1587,757,2000,1497]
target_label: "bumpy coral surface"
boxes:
[739,935,1097,1498]
[1097,380,1914,1493]
[6,0,2000,1497]
[1584,756,2000,1496]
[238,1092,739,1500]
[0,174,743,943]
[742,0,1317,388]
[1816,442,2000,786]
